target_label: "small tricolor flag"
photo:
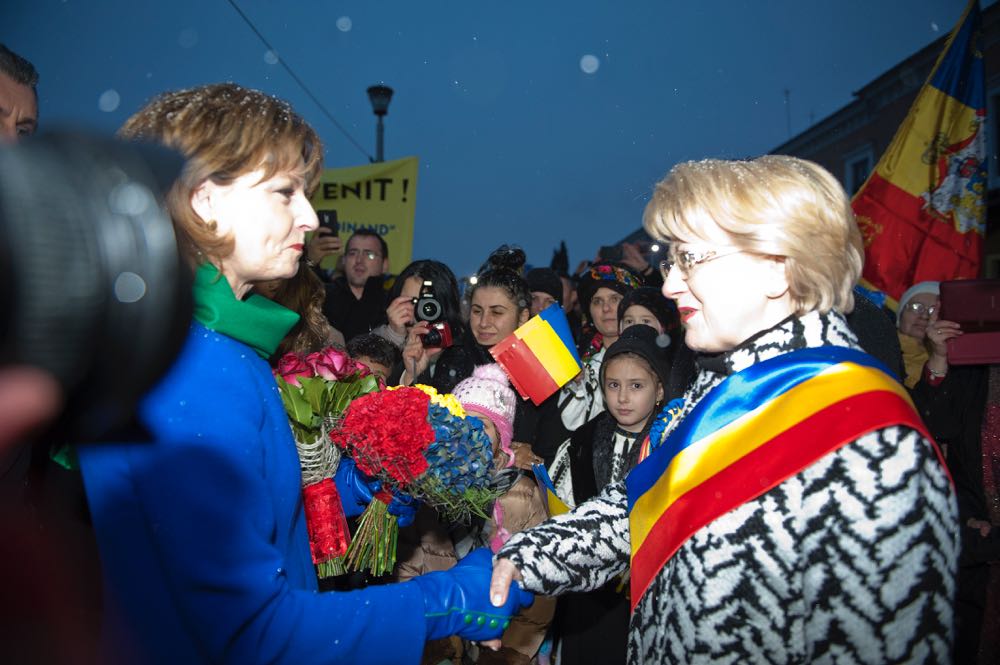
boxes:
[853,0,985,306]
[490,303,582,405]
[531,463,571,516]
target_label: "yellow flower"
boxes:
[412,384,466,418]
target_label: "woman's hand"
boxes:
[925,319,962,376]
[481,557,525,651]
[386,295,416,337]
[509,442,543,470]
[967,518,992,538]
[401,322,433,384]
[307,228,342,265]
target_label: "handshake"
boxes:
[335,458,533,643]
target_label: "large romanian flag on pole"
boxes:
[853,0,985,307]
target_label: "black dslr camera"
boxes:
[0,132,191,441]
[413,280,453,349]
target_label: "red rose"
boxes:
[275,352,313,387]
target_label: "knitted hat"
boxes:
[453,364,517,464]
[897,281,940,328]
[600,324,670,394]
[525,267,563,305]
[577,261,642,314]
[617,287,679,334]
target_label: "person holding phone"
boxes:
[904,281,999,662]
[306,209,343,282]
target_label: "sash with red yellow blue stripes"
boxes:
[624,346,941,611]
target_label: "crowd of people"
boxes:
[1,40,997,665]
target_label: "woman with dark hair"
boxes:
[378,260,465,385]
[407,246,544,452]
[254,257,346,359]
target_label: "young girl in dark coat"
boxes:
[547,324,670,665]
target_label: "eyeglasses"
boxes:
[346,248,381,261]
[658,247,744,280]
[903,302,938,317]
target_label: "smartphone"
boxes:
[317,209,339,234]
[599,245,623,262]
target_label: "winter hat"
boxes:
[600,324,671,394]
[525,267,563,305]
[617,287,679,335]
[897,281,940,328]
[453,364,517,465]
[577,261,642,315]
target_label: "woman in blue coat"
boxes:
[75,83,530,665]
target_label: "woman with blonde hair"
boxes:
[74,83,530,665]
[490,155,958,663]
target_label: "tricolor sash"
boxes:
[625,346,942,611]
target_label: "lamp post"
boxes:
[366,84,393,163]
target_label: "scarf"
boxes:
[192,263,299,359]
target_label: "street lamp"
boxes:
[366,84,393,163]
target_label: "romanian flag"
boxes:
[625,347,937,610]
[490,303,582,405]
[853,1,985,306]
[531,463,571,516]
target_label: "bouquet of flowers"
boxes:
[330,384,496,575]
[274,347,380,577]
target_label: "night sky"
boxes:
[8,0,969,277]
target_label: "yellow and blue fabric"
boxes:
[491,303,583,405]
[625,346,943,611]
[531,463,571,516]
[853,0,985,305]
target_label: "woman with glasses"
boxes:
[489,155,958,663]
[903,281,1000,662]
[896,281,961,388]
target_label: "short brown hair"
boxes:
[119,83,323,266]
[643,155,863,315]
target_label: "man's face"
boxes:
[0,72,37,143]
[344,235,387,289]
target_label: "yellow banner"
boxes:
[310,156,418,274]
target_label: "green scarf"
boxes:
[53,265,300,471]
[193,263,300,359]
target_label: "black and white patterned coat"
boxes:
[499,311,959,664]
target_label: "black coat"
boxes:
[321,275,388,342]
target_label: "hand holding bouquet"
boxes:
[274,347,380,577]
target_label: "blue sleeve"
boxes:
[78,331,426,664]
[82,433,426,664]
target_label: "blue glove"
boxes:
[334,458,420,526]
[386,491,419,528]
[411,548,534,641]
[334,458,376,518]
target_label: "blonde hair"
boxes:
[643,155,863,315]
[119,83,323,266]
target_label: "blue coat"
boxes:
[78,323,425,664]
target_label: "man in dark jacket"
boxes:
[322,229,390,341]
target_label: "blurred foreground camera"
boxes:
[0,132,190,441]
[414,280,453,349]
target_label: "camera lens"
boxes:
[419,298,441,322]
[0,132,190,440]
[421,328,442,347]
